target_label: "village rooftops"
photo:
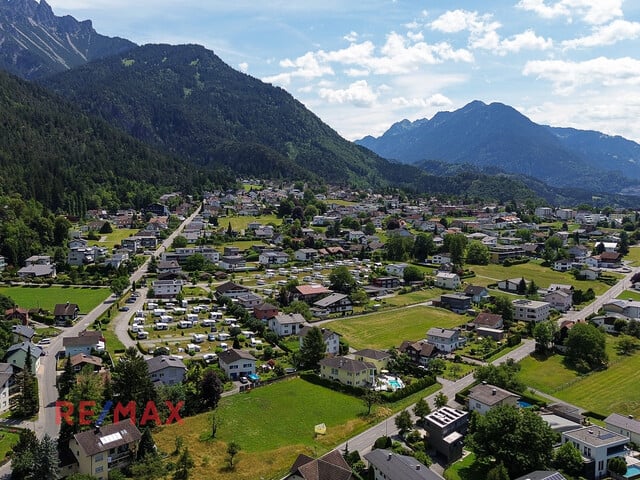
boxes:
[468,383,519,406]
[74,421,141,456]
[145,355,187,374]
[296,284,332,296]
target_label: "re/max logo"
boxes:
[55,400,184,426]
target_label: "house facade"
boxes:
[364,450,441,480]
[268,313,308,337]
[424,407,469,463]
[145,355,187,386]
[438,294,472,314]
[426,328,465,353]
[561,426,628,480]
[604,413,640,446]
[151,279,183,298]
[512,299,551,322]
[4,342,42,373]
[399,340,438,366]
[0,364,12,413]
[467,383,519,415]
[319,356,375,388]
[54,303,80,325]
[435,272,461,290]
[353,349,391,374]
[218,349,256,380]
[258,251,290,265]
[312,293,353,316]
[298,326,341,355]
[63,330,104,357]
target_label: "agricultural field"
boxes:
[325,305,468,350]
[0,285,110,313]
[624,246,640,266]
[517,337,640,418]
[87,228,139,250]
[153,378,376,480]
[381,287,448,307]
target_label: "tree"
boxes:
[403,265,425,283]
[474,360,525,393]
[362,390,381,415]
[110,276,130,297]
[618,231,630,255]
[490,296,514,326]
[565,322,608,372]
[172,235,188,249]
[329,266,356,294]
[553,441,583,477]
[297,326,326,371]
[131,453,167,480]
[413,398,431,422]
[412,233,435,262]
[210,412,222,439]
[99,221,113,234]
[137,427,156,460]
[284,300,312,321]
[173,447,194,480]
[517,278,527,295]
[199,369,224,411]
[226,442,241,469]
[394,410,413,435]
[112,347,157,419]
[466,241,490,265]
[486,462,510,480]
[467,406,555,478]
[33,434,60,480]
[13,346,38,418]
[363,221,376,236]
[385,234,413,261]
[533,320,558,353]
[444,234,468,266]
[11,429,38,479]
[617,335,639,355]
[609,456,627,476]
[434,392,448,408]
[57,355,75,399]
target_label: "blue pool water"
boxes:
[388,380,402,390]
[625,465,640,478]
[517,400,533,408]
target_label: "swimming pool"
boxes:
[625,464,640,479]
[517,400,533,408]
[388,380,402,390]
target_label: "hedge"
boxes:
[582,410,607,421]
[380,375,436,403]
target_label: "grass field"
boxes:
[0,285,110,313]
[153,378,379,480]
[325,306,468,350]
[470,262,614,295]
[444,452,489,480]
[518,338,640,418]
[0,427,20,462]
[381,288,448,307]
[223,215,281,232]
[616,290,640,301]
[625,246,640,266]
[87,228,139,249]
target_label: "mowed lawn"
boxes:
[88,228,139,249]
[154,378,373,480]
[382,288,449,307]
[471,262,613,295]
[326,306,467,350]
[0,285,110,313]
[518,338,640,418]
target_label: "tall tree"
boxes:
[137,427,156,461]
[466,241,490,265]
[199,369,224,411]
[173,447,194,480]
[297,327,326,371]
[362,390,381,415]
[533,320,558,353]
[553,441,583,477]
[413,398,431,423]
[467,406,555,478]
[226,442,241,469]
[329,266,356,295]
[33,434,60,480]
[434,392,448,408]
[13,346,38,418]
[486,462,510,480]
[565,322,608,372]
[394,410,413,435]
[112,347,157,419]
[444,234,468,266]
[412,233,435,262]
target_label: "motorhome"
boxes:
[152,308,166,317]
[154,322,168,330]
[201,319,216,327]
[160,315,173,323]
[137,330,149,339]
[210,311,223,320]
[178,320,193,329]
[223,317,237,325]
[172,307,187,315]
[219,342,228,351]
[217,332,230,341]
[186,343,201,353]
[186,313,199,323]
[192,333,206,343]
[147,302,158,310]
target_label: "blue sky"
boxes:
[47,1,640,142]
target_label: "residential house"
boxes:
[268,313,308,337]
[236,293,263,309]
[215,281,250,299]
[512,299,551,322]
[11,325,35,344]
[373,277,401,289]
[424,407,469,463]
[145,355,187,386]
[385,263,408,277]
[435,272,461,290]
[598,252,622,268]
[218,349,256,380]
[54,302,80,325]
[364,450,443,480]
[17,254,56,278]
[561,426,628,480]
[294,248,318,262]
[590,314,626,334]
[579,267,600,280]
[489,246,526,264]
[218,255,247,271]
[467,383,519,415]
[319,356,375,388]
[258,251,290,265]
[253,303,279,321]
[69,421,142,479]
[569,245,590,261]
[298,326,341,355]
[353,349,391,374]
[151,279,183,299]
[63,330,104,357]
[4,342,42,373]
[604,413,640,446]
[432,253,452,265]
[553,258,574,272]
[437,294,472,314]
[5,307,29,325]
[470,312,503,330]
[0,364,12,413]
[603,300,640,319]
[543,289,573,312]
[157,260,182,275]
[498,277,529,293]
[312,293,353,317]
[294,284,332,303]
[70,353,103,373]
[286,449,353,480]
[463,285,490,304]
[426,328,465,353]
[399,340,438,366]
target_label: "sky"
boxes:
[45,0,640,143]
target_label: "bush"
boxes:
[380,375,436,402]
[373,436,392,449]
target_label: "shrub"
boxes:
[373,436,392,449]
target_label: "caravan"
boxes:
[137,330,149,339]
[178,320,193,329]
[154,322,168,330]
[192,333,205,343]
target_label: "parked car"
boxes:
[119,306,130,312]
[239,376,249,384]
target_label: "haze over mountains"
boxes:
[357,101,640,195]
[1,0,640,208]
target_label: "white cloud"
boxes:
[318,80,378,107]
[496,30,553,55]
[238,62,248,72]
[407,31,424,42]
[391,93,452,108]
[516,0,623,25]
[430,9,501,35]
[344,68,370,77]
[343,31,359,43]
[523,56,640,94]
[562,19,640,49]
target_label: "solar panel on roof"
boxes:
[99,432,123,445]
[599,432,616,440]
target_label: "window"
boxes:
[95,466,104,473]
[95,454,104,462]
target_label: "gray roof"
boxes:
[74,421,141,456]
[468,384,519,406]
[426,328,459,340]
[145,355,187,374]
[353,349,391,361]
[514,472,566,480]
[218,348,256,366]
[314,293,349,308]
[272,313,307,325]
[605,413,640,435]
[12,325,35,339]
[562,425,628,447]
[364,449,443,480]
[319,356,374,373]
[6,341,42,358]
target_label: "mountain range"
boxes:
[356,100,640,194]
[0,0,135,79]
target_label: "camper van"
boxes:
[192,333,205,343]
[186,343,201,353]
[219,342,228,351]
[152,308,166,317]
[223,317,237,325]
[177,320,193,329]
[137,330,149,339]
[154,322,168,330]
[160,315,173,323]
[210,311,223,320]
[186,313,199,323]
[201,319,216,327]
[130,324,141,333]
[135,310,145,318]
[172,307,187,315]
[147,302,158,310]
[217,332,230,341]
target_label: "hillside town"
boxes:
[0,182,639,480]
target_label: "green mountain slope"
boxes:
[41,43,416,188]
[0,69,229,213]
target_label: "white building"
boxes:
[512,299,551,322]
[435,272,461,290]
[426,327,465,353]
[268,313,308,337]
[562,426,628,480]
[218,349,256,381]
[145,355,187,386]
[467,383,519,415]
[605,413,640,446]
[385,263,408,277]
[152,279,183,298]
[258,251,289,265]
